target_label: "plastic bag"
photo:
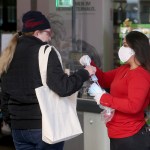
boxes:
[100,106,115,123]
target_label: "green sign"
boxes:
[56,0,73,7]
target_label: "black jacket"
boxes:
[1,35,89,129]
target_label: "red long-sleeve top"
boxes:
[91,62,150,138]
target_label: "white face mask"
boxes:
[118,46,135,63]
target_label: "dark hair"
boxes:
[126,31,150,72]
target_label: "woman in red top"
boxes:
[80,31,150,150]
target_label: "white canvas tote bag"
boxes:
[35,45,83,144]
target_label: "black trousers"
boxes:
[110,125,150,150]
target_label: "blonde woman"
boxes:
[0,10,96,150]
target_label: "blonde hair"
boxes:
[0,32,35,75]
[0,33,19,75]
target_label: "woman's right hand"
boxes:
[84,65,96,76]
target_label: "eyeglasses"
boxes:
[41,30,52,36]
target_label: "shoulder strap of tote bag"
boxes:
[38,44,63,86]
[38,44,51,86]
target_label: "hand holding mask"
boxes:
[88,83,115,123]
[79,55,91,66]
[88,83,106,104]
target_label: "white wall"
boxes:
[16,0,114,71]
[47,0,113,71]
[17,0,31,31]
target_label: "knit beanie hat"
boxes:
[22,11,51,32]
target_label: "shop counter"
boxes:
[64,96,110,150]
[77,97,102,113]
